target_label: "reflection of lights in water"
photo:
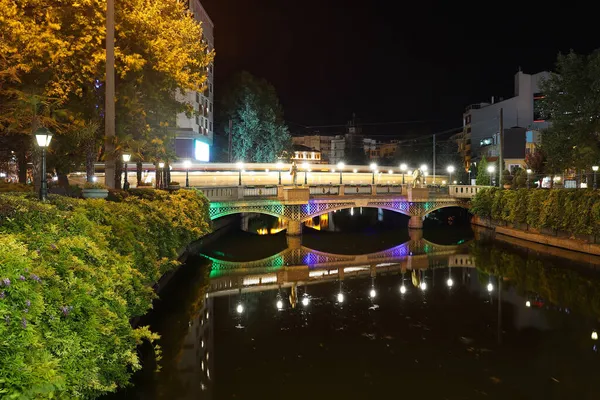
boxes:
[236,303,244,314]
[302,296,310,306]
[276,300,283,310]
[369,289,377,298]
[592,331,598,341]
[400,285,407,294]
[337,293,344,303]
[447,278,454,287]
[420,282,427,291]
[201,340,204,348]
[525,301,531,307]
[350,207,354,216]
[487,283,494,292]
[201,360,205,371]
[207,369,210,379]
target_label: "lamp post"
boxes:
[370,163,377,184]
[158,162,165,189]
[420,164,428,185]
[276,162,283,185]
[183,159,192,188]
[593,166,599,189]
[400,163,407,185]
[526,169,532,189]
[235,162,244,186]
[337,162,345,184]
[122,153,131,190]
[487,165,495,186]
[35,128,53,201]
[302,162,310,185]
[447,165,455,186]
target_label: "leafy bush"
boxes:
[83,181,107,190]
[0,190,211,398]
[471,188,600,236]
[0,182,33,193]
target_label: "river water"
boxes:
[112,209,600,399]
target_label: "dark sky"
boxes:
[201,0,598,136]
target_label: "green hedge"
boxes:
[0,190,211,398]
[471,188,600,236]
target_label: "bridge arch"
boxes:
[211,209,289,222]
[301,204,411,222]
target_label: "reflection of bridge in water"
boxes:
[205,236,476,297]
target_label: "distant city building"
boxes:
[457,70,550,171]
[330,135,346,164]
[292,134,332,162]
[174,0,214,162]
[291,144,322,163]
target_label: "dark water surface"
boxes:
[111,210,600,400]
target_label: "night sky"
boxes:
[201,0,598,136]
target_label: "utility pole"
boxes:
[498,108,504,187]
[228,119,233,162]
[104,0,116,188]
[433,134,436,185]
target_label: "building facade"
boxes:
[174,0,214,162]
[458,70,550,170]
[292,134,332,163]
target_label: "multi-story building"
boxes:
[292,134,333,162]
[291,145,322,163]
[330,135,346,164]
[459,70,550,171]
[174,0,214,162]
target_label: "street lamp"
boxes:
[35,127,53,201]
[276,161,284,185]
[370,162,377,184]
[487,165,495,186]
[236,161,244,186]
[122,153,131,190]
[593,165,599,189]
[400,163,407,185]
[158,162,165,189]
[302,162,310,185]
[447,165,455,186]
[526,169,532,189]
[183,159,192,188]
[337,161,345,184]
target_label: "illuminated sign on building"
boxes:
[195,140,210,162]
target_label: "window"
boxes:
[209,102,213,113]
[195,92,200,103]
[195,115,199,125]
[209,122,213,132]
[465,114,472,125]
[209,84,213,94]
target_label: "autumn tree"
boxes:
[220,71,291,162]
[540,50,600,174]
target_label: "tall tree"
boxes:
[540,50,600,173]
[220,72,291,162]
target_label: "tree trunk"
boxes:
[17,147,28,184]
[136,161,143,186]
[85,143,95,183]
[165,162,171,185]
[113,158,123,189]
[154,162,161,188]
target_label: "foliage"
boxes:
[502,169,512,185]
[0,0,214,180]
[0,182,32,192]
[83,182,107,190]
[220,71,292,162]
[0,190,211,398]
[539,50,600,173]
[471,188,600,236]
[513,167,527,188]
[525,148,545,174]
[475,156,490,185]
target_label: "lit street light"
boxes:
[487,165,495,186]
[399,285,407,294]
[236,303,244,314]
[276,161,284,185]
[447,165,455,186]
[447,278,454,287]
[35,128,53,201]
[183,159,192,188]
[593,165,599,189]
[400,163,407,185]
[236,161,244,186]
[370,163,377,184]
[122,153,131,190]
[158,162,165,189]
[337,161,345,184]
[487,282,494,293]
[337,292,344,303]
[526,169,532,189]
[302,162,310,185]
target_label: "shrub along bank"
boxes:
[471,188,600,237]
[0,190,211,398]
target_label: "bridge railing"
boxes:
[244,186,278,197]
[309,185,340,196]
[448,185,487,198]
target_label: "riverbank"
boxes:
[0,190,211,398]
[472,215,600,256]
